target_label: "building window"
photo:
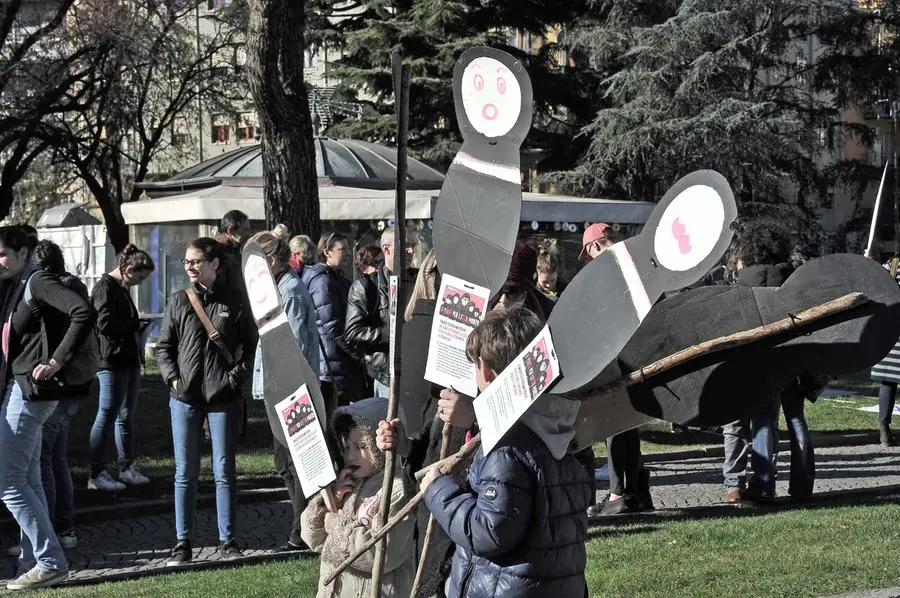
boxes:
[237,112,258,142]
[208,0,228,9]
[211,114,230,144]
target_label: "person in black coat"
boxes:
[0,226,96,590]
[345,241,391,398]
[88,244,155,491]
[156,237,257,566]
[301,232,366,405]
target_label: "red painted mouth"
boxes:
[672,217,692,255]
[482,104,497,120]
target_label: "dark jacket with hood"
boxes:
[8,269,97,394]
[91,273,141,370]
[301,263,366,401]
[424,394,592,598]
[156,281,257,408]
[344,266,390,386]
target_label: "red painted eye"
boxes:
[474,74,484,91]
[497,77,506,94]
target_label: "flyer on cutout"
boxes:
[275,385,337,498]
[474,325,561,454]
[423,274,490,398]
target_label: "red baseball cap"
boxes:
[580,223,611,259]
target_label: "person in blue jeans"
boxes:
[0,225,97,590]
[33,240,92,550]
[89,244,155,491]
[156,237,257,566]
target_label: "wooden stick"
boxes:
[603,292,869,392]
[371,54,411,598]
[325,434,481,586]
[409,422,452,597]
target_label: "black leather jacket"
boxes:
[344,266,390,386]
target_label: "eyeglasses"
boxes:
[181,259,207,268]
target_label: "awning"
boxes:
[121,184,655,225]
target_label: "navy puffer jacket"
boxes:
[424,422,592,598]
[300,263,366,402]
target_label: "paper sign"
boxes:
[389,275,398,378]
[423,274,490,398]
[243,253,280,324]
[275,385,337,498]
[474,325,561,454]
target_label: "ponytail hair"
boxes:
[117,243,155,273]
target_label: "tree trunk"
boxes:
[245,0,320,241]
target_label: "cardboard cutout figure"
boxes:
[570,253,900,449]
[241,242,330,449]
[549,170,738,394]
[432,47,533,293]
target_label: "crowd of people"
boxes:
[0,210,887,596]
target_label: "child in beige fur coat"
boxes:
[302,397,415,598]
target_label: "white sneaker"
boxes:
[6,566,67,590]
[5,545,21,557]
[119,465,150,485]
[58,531,77,550]
[87,470,126,491]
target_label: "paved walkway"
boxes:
[0,442,897,589]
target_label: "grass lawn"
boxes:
[30,493,900,598]
[63,358,277,507]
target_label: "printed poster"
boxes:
[275,385,337,498]
[424,274,490,398]
[473,325,561,454]
[389,275,398,378]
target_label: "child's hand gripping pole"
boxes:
[323,434,481,586]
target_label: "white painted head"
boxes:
[460,56,522,138]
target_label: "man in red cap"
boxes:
[579,222,614,261]
[579,222,654,517]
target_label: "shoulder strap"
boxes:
[22,274,49,363]
[185,287,234,367]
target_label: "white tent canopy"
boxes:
[121,183,655,225]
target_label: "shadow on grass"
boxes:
[586,489,900,541]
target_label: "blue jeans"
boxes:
[722,418,749,490]
[170,397,240,543]
[41,399,79,535]
[0,381,66,572]
[781,386,815,498]
[748,397,781,496]
[90,368,141,476]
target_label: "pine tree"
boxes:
[563,0,858,249]
[322,0,595,169]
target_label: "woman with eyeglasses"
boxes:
[300,232,366,406]
[88,244,155,492]
[156,238,257,566]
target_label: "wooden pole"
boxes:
[325,434,482,586]
[409,422,452,597]
[370,53,410,598]
[331,292,870,580]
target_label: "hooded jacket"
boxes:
[301,397,416,598]
[424,394,592,598]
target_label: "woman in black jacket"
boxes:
[156,237,257,567]
[0,225,96,590]
[88,244,154,492]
